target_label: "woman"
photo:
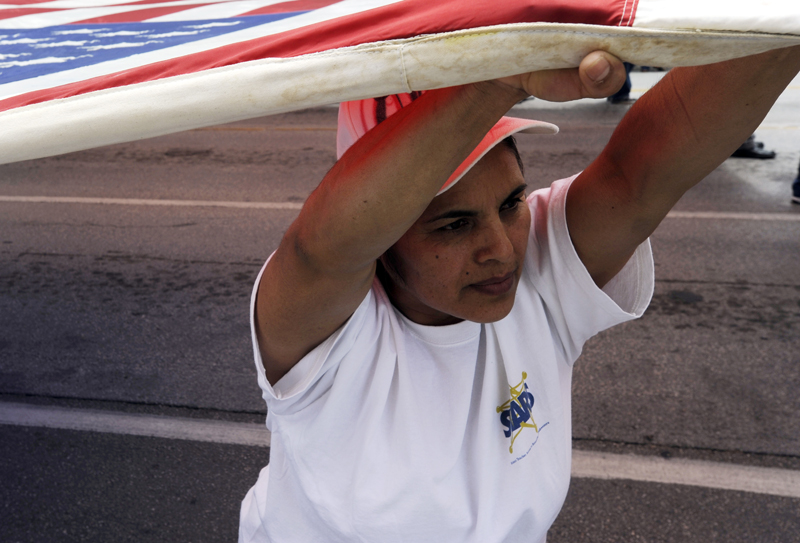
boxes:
[240,47,800,542]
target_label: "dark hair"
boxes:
[499,135,524,175]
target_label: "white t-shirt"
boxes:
[240,176,654,543]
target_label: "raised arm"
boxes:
[255,52,627,384]
[567,46,800,288]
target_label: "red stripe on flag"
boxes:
[1,0,626,113]
[0,7,65,20]
[0,0,191,5]
[241,0,343,17]
[72,5,208,24]
[68,0,341,24]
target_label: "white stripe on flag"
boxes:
[147,0,294,23]
[0,0,150,8]
[0,0,225,29]
[1,6,156,29]
[633,0,800,35]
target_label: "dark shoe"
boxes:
[731,135,776,159]
[607,96,636,105]
[731,147,776,159]
[793,177,800,205]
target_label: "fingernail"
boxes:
[587,57,611,83]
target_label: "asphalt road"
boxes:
[1,71,800,542]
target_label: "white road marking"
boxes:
[0,195,303,210]
[666,211,800,222]
[192,125,337,131]
[572,450,800,499]
[0,401,270,447]
[2,196,799,221]
[2,402,798,498]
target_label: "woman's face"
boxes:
[380,144,531,326]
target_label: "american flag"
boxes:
[1,0,798,164]
[0,0,639,111]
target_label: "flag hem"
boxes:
[2,22,799,164]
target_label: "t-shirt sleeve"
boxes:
[249,254,374,415]
[524,175,655,364]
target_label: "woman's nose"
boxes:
[474,220,514,264]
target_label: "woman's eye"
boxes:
[500,197,524,212]
[441,219,468,231]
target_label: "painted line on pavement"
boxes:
[666,211,800,222]
[2,402,798,499]
[0,195,303,210]
[572,450,800,499]
[193,125,336,132]
[2,196,800,222]
[0,401,270,448]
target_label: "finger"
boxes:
[520,51,627,102]
[577,51,627,98]
[520,68,586,102]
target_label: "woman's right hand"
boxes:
[494,50,628,102]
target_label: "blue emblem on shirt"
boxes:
[497,372,539,454]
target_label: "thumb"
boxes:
[518,51,627,102]
[578,51,628,99]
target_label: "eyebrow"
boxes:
[426,183,527,223]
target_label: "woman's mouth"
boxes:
[469,271,515,296]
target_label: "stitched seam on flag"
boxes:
[0,35,776,116]
[398,44,411,94]
[5,23,795,103]
[4,22,793,100]
[4,21,796,100]
[3,23,798,115]
[400,24,795,44]
[8,19,787,104]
